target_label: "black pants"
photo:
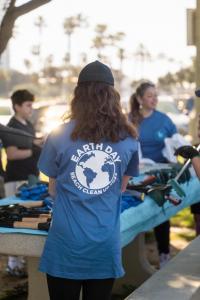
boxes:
[154,220,170,254]
[46,274,115,300]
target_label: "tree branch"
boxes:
[0,0,52,56]
[9,0,16,9]
[14,0,52,18]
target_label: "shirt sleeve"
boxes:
[167,117,177,137]
[124,150,139,177]
[38,134,59,178]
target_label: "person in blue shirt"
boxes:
[38,60,139,300]
[129,81,177,268]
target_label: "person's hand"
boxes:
[33,137,44,147]
[174,145,199,159]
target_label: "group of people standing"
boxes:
[0,60,200,300]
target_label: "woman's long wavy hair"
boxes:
[69,82,137,143]
[129,81,155,126]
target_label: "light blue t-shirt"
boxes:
[38,120,139,279]
[139,110,177,162]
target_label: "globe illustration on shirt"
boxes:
[155,129,166,141]
[75,150,115,190]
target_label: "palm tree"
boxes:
[133,43,152,79]
[108,31,125,47]
[34,15,46,35]
[31,44,40,69]
[92,24,108,59]
[44,54,53,67]
[24,58,32,75]
[108,31,126,72]
[34,15,46,68]
[80,52,87,65]
[117,48,125,71]
[63,13,87,64]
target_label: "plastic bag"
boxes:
[162,133,191,163]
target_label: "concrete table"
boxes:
[0,233,47,300]
[0,177,199,299]
[0,231,153,299]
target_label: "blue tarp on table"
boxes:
[0,177,199,248]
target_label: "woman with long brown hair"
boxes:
[38,60,139,300]
[129,81,177,268]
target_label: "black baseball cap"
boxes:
[78,60,114,86]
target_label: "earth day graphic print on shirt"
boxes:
[154,129,166,141]
[70,143,121,195]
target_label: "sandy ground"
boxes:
[0,255,27,299]
[145,226,194,269]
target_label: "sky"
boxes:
[6,0,197,81]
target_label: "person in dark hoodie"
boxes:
[3,89,43,277]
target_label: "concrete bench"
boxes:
[126,236,200,300]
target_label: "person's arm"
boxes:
[121,175,131,192]
[122,145,139,192]
[48,177,56,198]
[0,148,5,177]
[191,157,200,179]
[33,137,44,147]
[6,146,32,160]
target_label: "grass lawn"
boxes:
[171,207,194,228]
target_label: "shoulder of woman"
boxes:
[125,136,139,147]
[46,120,74,145]
[155,110,170,120]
